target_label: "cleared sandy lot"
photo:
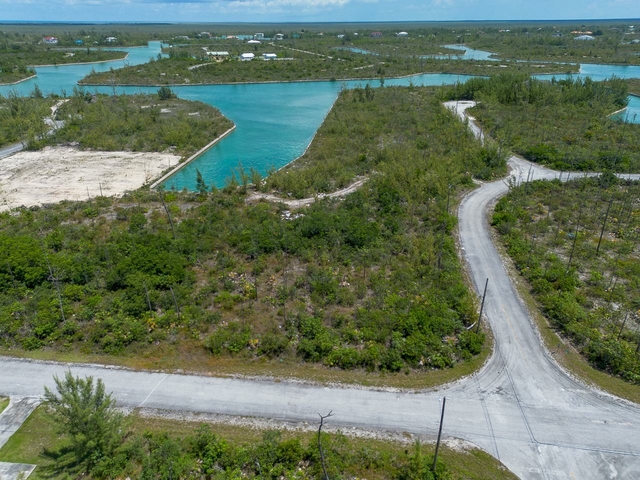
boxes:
[0,146,180,212]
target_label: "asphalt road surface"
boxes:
[1,105,640,479]
[0,142,23,160]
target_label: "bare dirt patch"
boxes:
[0,146,180,211]
[246,177,368,208]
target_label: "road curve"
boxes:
[1,112,640,480]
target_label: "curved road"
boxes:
[1,107,640,479]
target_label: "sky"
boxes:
[1,0,639,23]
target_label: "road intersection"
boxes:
[1,103,639,479]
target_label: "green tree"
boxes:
[44,372,125,473]
[157,86,175,100]
[195,168,208,195]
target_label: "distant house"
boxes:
[43,36,58,45]
[75,39,83,45]
[199,32,211,38]
[370,32,382,38]
[337,34,345,39]
[262,53,277,60]
[247,39,261,45]
[574,35,595,41]
[397,31,409,37]
[207,51,230,57]
[254,33,264,39]
[275,33,284,40]
[240,53,255,61]
[106,37,117,43]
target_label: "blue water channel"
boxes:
[1,41,640,190]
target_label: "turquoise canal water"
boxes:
[1,41,640,190]
[337,44,496,60]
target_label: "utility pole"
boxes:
[432,397,447,473]
[477,278,489,334]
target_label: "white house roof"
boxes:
[262,53,277,59]
[240,53,255,59]
[574,35,595,41]
[247,40,261,44]
[207,51,229,56]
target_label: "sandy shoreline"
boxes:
[0,146,180,212]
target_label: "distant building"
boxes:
[43,36,58,45]
[240,53,255,61]
[262,53,277,60]
[275,33,284,40]
[397,31,409,37]
[207,51,230,57]
[370,32,382,38]
[75,39,83,45]
[254,33,264,39]
[106,37,117,43]
[574,35,595,41]
[199,32,211,38]
[571,30,593,35]
[247,39,261,45]
[337,34,345,39]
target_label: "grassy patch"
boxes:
[0,396,9,414]
[0,404,517,480]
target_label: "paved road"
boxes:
[0,142,23,161]
[1,106,640,479]
[0,397,39,479]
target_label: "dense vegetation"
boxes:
[0,92,53,147]
[627,79,640,96]
[79,34,575,86]
[444,74,640,172]
[0,86,504,375]
[267,85,505,198]
[492,177,640,383]
[0,36,127,84]
[466,24,640,65]
[38,90,233,157]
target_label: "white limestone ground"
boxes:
[0,146,180,212]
